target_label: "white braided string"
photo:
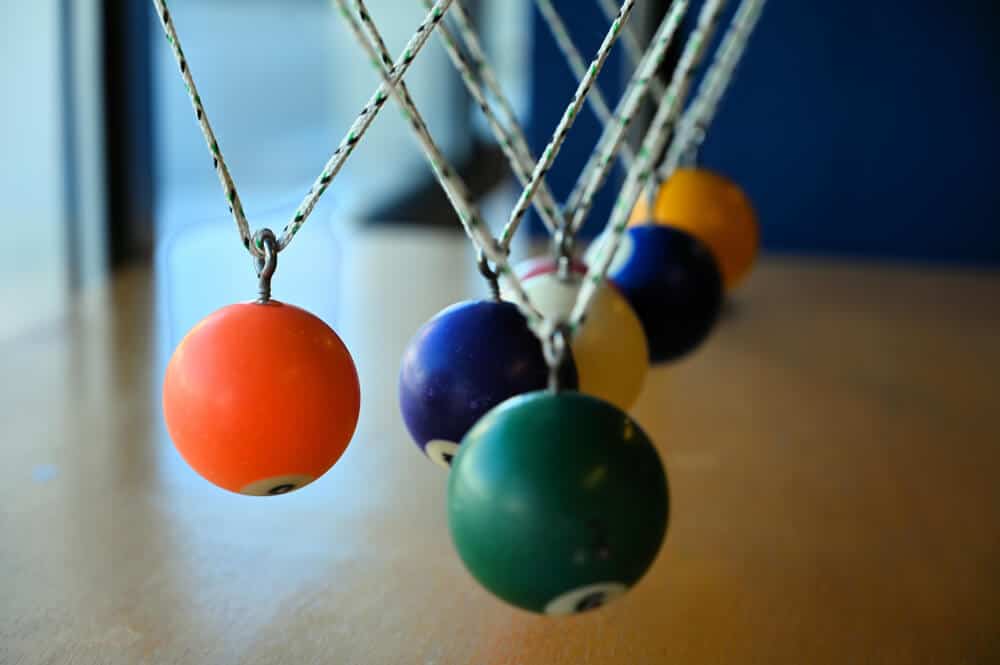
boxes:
[501,0,637,250]
[565,0,689,234]
[151,0,255,254]
[630,0,727,205]
[435,2,562,251]
[569,0,729,329]
[444,3,537,185]
[279,0,455,250]
[334,0,545,325]
[151,0,455,257]
[533,0,636,168]
[594,0,667,101]
[423,0,566,239]
[657,0,767,179]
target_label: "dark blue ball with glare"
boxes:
[399,299,577,469]
[609,224,723,364]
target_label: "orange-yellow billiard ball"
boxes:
[630,168,758,289]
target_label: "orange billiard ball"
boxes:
[163,301,360,495]
[630,168,758,290]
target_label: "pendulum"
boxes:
[448,389,669,615]
[162,230,361,495]
[629,168,758,290]
[608,224,723,364]
[398,296,578,469]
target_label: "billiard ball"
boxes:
[608,225,723,363]
[510,264,648,410]
[163,301,360,495]
[630,168,758,289]
[399,299,577,468]
[448,390,669,614]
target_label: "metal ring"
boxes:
[553,227,576,281]
[477,249,501,301]
[545,321,572,392]
[253,228,278,303]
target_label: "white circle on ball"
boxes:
[239,473,316,496]
[544,581,628,615]
[584,230,634,278]
[425,439,460,469]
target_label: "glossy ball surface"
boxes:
[449,391,669,615]
[163,301,360,495]
[610,225,723,364]
[629,168,758,289]
[399,300,577,469]
[517,269,648,411]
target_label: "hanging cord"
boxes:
[444,2,541,201]
[563,0,689,232]
[594,0,667,101]
[279,0,454,250]
[630,0,727,207]
[437,0,570,251]
[334,0,544,323]
[424,0,641,377]
[501,0,637,255]
[151,0,455,258]
[152,0,255,254]
[533,0,636,168]
[568,0,731,330]
[657,0,767,180]
[421,0,565,242]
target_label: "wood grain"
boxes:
[2,227,998,664]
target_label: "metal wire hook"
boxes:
[477,249,502,301]
[553,226,575,281]
[253,228,278,303]
[545,321,573,392]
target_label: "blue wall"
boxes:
[531,1,1000,264]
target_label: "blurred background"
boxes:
[4,0,998,342]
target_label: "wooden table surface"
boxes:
[2,227,999,664]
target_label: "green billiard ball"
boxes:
[447,391,669,615]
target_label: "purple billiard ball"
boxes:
[399,299,577,468]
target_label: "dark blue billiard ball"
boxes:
[609,225,723,363]
[399,299,577,468]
